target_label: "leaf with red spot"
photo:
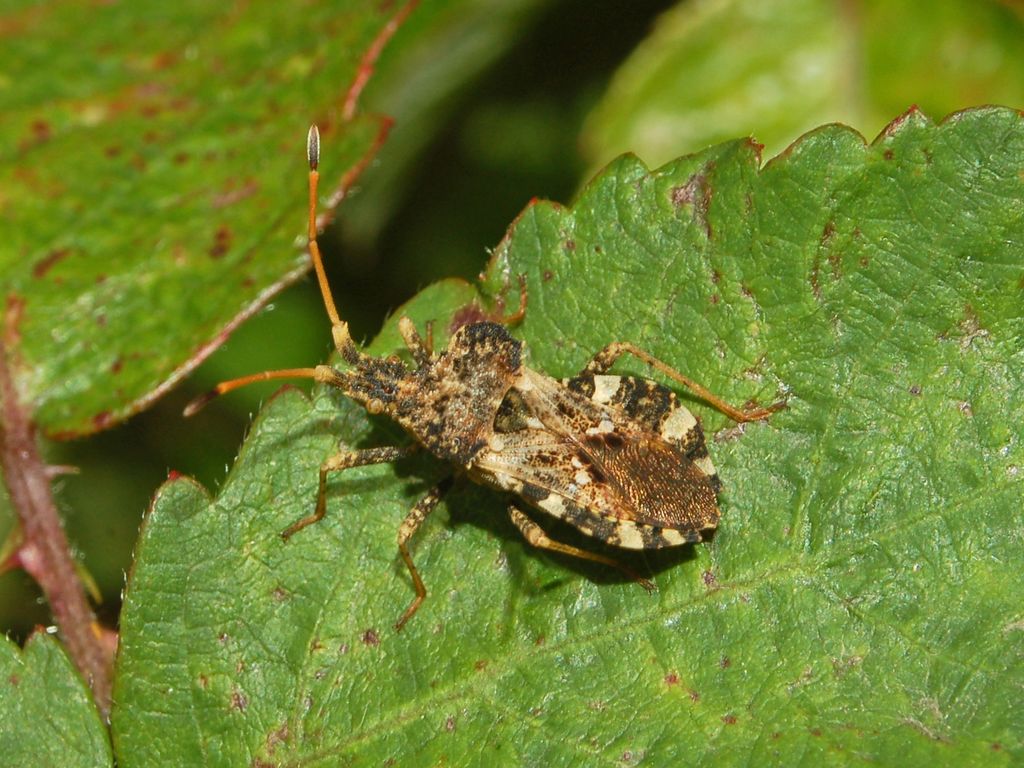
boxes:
[0,0,416,437]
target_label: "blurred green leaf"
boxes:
[0,0,410,437]
[0,633,111,766]
[114,108,1023,764]
[583,0,1024,169]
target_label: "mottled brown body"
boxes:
[325,319,722,546]
[188,126,783,630]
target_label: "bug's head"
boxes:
[446,321,523,375]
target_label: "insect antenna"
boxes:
[183,366,345,416]
[306,124,361,367]
[184,125,357,416]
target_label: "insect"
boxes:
[187,126,785,630]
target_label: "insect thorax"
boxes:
[393,322,523,464]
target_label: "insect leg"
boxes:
[498,274,529,325]
[423,320,435,357]
[580,342,785,423]
[507,506,655,592]
[280,445,418,539]
[395,476,455,631]
[397,317,432,366]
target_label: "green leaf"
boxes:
[583,0,1024,169]
[0,633,112,766]
[0,0,408,437]
[114,108,1024,764]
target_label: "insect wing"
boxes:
[473,369,720,547]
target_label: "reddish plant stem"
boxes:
[0,309,112,718]
[342,0,420,120]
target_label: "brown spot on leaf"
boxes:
[272,586,289,602]
[151,50,178,70]
[110,358,123,375]
[231,689,248,711]
[688,689,700,702]
[564,239,575,251]
[212,179,259,208]
[31,119,52,141]
[266,722,289,754]
[810,255,822,301]
[4,295,25,348]
[957,305,990,349]
[820,219,836,247]
[722,714,737,725]
[831,655,863,677]
[474,659,488,671]
[702,569,716,586]
[445,715,456,732]
[93,411,113,430]
[828,251,842,280]
[542,269,554,282]
[362,628,380,646]
[32,248,70,279]
[671,167,714,239]
[909,384,922,396]
[209,224,232,259]
[719,656,731,669]
[664,672,679,685]
[104,145,122,158]
[8,674,19,686]
[884,149,894,160]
